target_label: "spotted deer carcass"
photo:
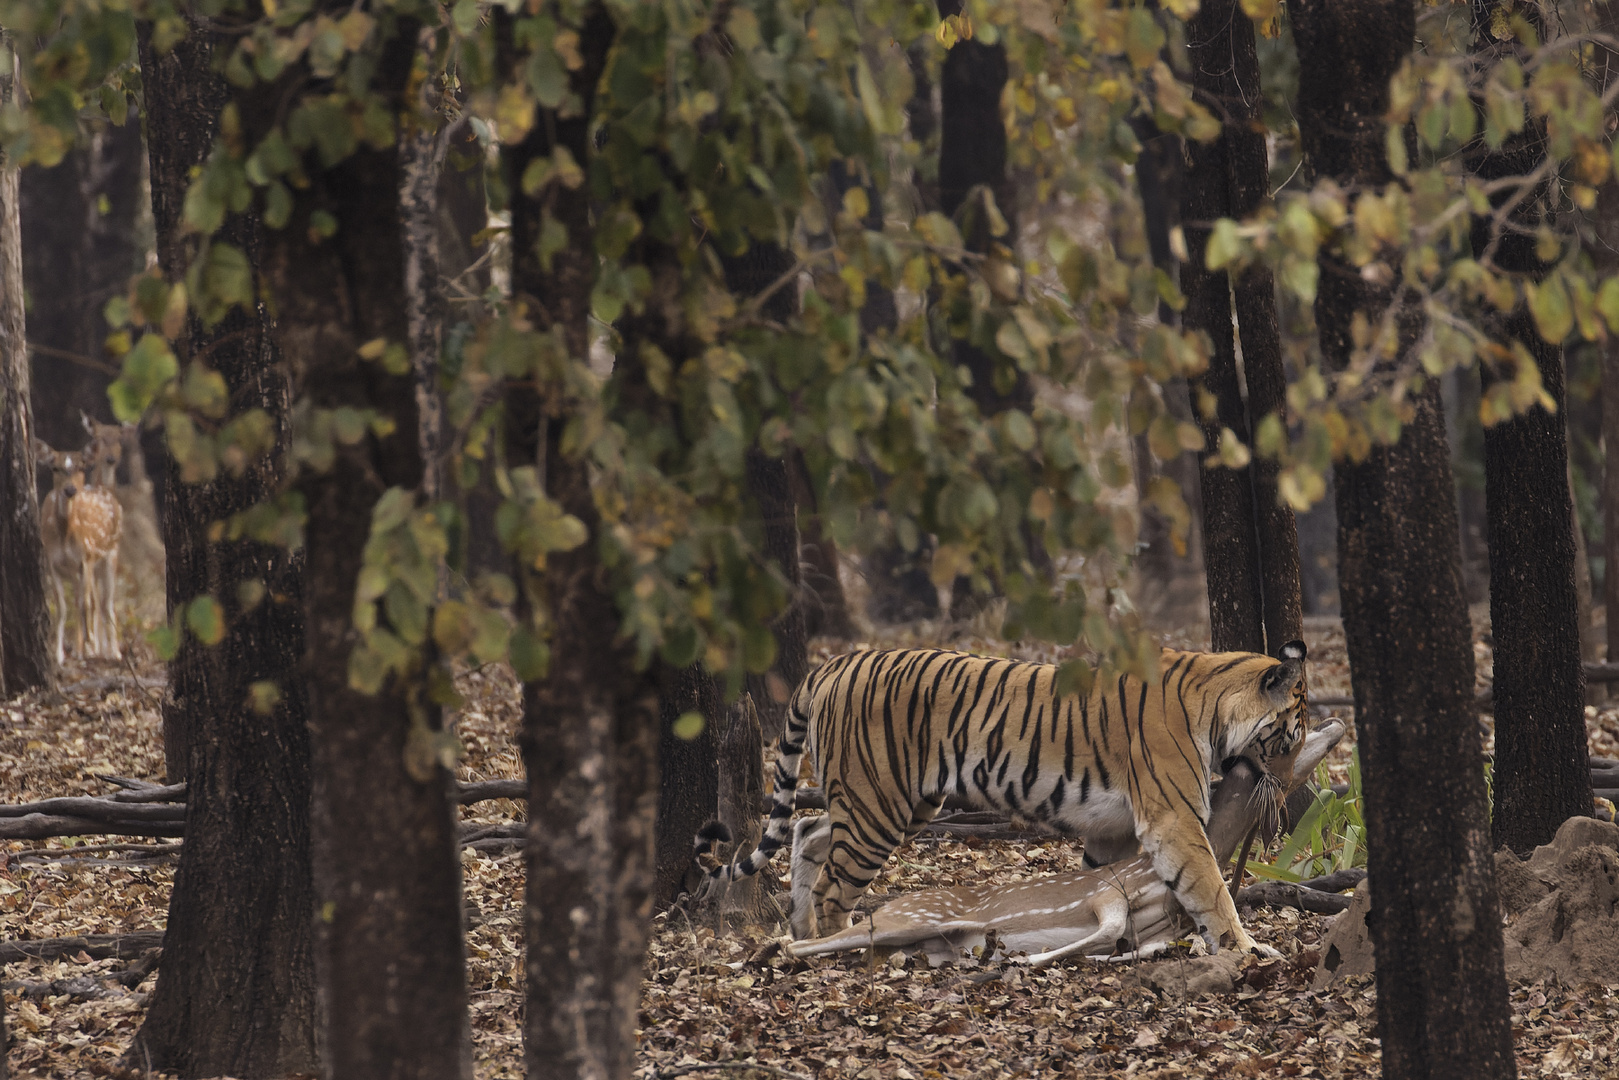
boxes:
[785,719,1346,966]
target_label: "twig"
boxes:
[656,1063,813,1080]
[18,841,181,859]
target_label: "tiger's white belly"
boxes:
[1057,787,1136,846]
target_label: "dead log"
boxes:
[0,797,185,821]
[1298,868,1367,893]
[455,779,525,804]
[0,815,185,840]
[0,931,165,963]
[1237,881,1353,915]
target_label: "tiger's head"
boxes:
[1212,639,1309,784]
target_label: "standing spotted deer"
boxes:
[34,426,125,663]
[36,440,85,665]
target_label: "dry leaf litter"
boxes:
[3,617,1618,1078]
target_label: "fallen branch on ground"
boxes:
[1237,882,1353,915]
[0,931,165,963]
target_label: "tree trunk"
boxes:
[1469,2,1591,856]
[653,663,724,907]
[237,16,470,1078]
[1183,0,1302,655]
[501,9,662,1079]
[722,243,809,740]
[126,22,317,1078]
[1293,4,1517,1079]
[1607,341,1619,663]
[937,0,1025,421]
[705,693,771,927]
[20,117,145,455]
[0,40,52,696]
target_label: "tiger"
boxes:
[695,641,1308,956]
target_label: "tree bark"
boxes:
[501,8,662,1079]
[722,243,809,740]
[705,693,770,926]
[1183,0,1302,654]
[1294,4,1517,1079]
[238,15,471,1078]
[653,662,723,907]
[937,0,1026,420]
[1469,1,1591,855]
[0,39,52,696]
[127,21,317,1078]
[20,119,145,455]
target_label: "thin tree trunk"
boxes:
[502,9,661,1078]
[653,664,723,907]
[706,693,770,927]
[1294,4,1516,1079]
[937,0,1025,420]
[1606,342,1619,663]
[239,15,471,1077]
[401,119,445,503]
[1184,0,1302,654]
[20,117,145,454]
[0,37,52,696]
[1470,1,1591,855]
[1586,6,1619,676]
[127,21,317,1077]
[723,243,809,740]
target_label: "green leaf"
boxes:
[672,711,706,740]
[1527,274,1573,344]
[1205,219,1243,271]
[146,619,181,662]
[247,680,282,715]
[264,181,293,230]
[509,626,551,682]
[108,333,179,422]
[185,595,226,646]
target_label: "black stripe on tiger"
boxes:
[693,643,1307,957]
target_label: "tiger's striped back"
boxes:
[697,642,1307,955]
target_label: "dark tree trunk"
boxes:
[126,22,317,1078]
[653,663,724,907]
[1294,4,1517,1080]
[20,118,145,455]
[502,9,662,1078]
[1468,1,1591,855]
[1607,339,1619,664]
[1596,3,1619,672]
[239,16,471,1078]
[706,693,770,926]
[1129,119,1207,607]
[937,0,1026,419]
[1183,0,1302,654]
[0,55,52,696]
[723,243,809,739]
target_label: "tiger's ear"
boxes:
[1260,642,1306,703]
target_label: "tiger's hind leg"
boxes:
[810,796,943,937]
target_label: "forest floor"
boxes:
[2,616,1618,1078]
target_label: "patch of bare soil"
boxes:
[4,622,1619,1078]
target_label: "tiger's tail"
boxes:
[694,672,816,884]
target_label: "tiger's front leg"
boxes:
[1138,814,1281,958]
